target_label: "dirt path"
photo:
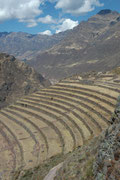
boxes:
[44,162,63,180]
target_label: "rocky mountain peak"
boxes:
[97,9,118,15]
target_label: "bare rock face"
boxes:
[93,96,120,180]
[0,53,50,108]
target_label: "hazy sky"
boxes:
[0,0,120,35]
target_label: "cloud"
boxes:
[0,0,104,28]
[19,19,38,27]
[38,15,56,24]
[55,0,104,15]
[39,30,52,35]
[0,0,43,26]
[56,18,78,33]
[27,22,38,28]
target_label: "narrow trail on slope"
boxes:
[44,162,63,180]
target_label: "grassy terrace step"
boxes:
[4,109,48,163]
[14,102,78,151]
[18,98,90,143]
[8,105,66,156]
[60,80,120,95]
[0,110,39,169]
[95,83,120,93]
[18,100,85,146]
[40,88,115,116]
[50,85,117,112]
[1,77,119,180]
[54,83,117,104]
[96,75,115,77]
[0,129,16,180]
[0,120,24,170]
[34,93,109,127]
[36,89,113,120]
[44,86,115,109]
[95,80,120,87]
[33,92,112,130]
[24,96,101,134]
[28,93,107,133]
[5,108,49,155]
[66,77,118,83]
[50,86,116,109]
[61,77,120,83]
[59,80,119,95]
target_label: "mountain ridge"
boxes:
[0,9,120,81]
[28,9,120,80]
[0,30,69,61]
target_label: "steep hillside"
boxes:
[29,9,120,80]
[54,96,120,180]
[18,73,120,180]
[0,69,119,180]
[0,53,50,108]
[0,31,68,61]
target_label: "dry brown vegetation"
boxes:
[0,71,120,179]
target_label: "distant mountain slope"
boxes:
[0,31,68,61]
[0,53,50,108]
[29,9,120,80]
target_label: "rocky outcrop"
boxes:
[0,53,50,108]
[93,96,120,180]
[53,96,120,180]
